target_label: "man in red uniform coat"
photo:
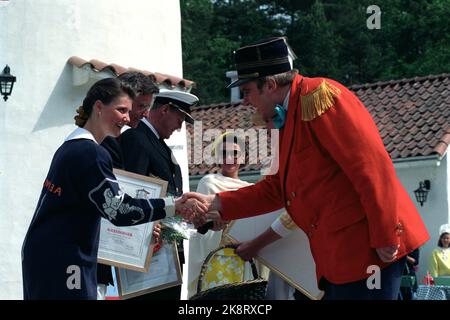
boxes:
[187,37,429,299]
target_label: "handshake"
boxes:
[174,192,229,231]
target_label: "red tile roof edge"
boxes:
[67,56,195,90]
[192,101,243,110]
[349,73,450,90]
[434,129,450,157]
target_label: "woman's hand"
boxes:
[152,222,162,243]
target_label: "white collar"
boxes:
[283,89,291,111]
[64,127,98,144]
[141,117,160,139]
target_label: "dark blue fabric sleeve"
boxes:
[84,145,167,226]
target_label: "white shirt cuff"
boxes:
[163,197,176,217]
[271,218,293,238]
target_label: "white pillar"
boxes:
[226,70,241,103]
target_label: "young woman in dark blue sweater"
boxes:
[21,78,204,300]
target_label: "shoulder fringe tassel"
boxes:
[301,80,341,121]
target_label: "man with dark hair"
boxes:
[121,89,199,299]
[97,71,159,299]
[187,36,429,300]
[101,71,159,167]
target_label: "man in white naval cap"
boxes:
[120,89,199,300]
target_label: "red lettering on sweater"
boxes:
[43,179,62,197]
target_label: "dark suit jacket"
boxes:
[120,121,184,300]
[120,121,183,197]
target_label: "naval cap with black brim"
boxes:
[227,36,297,88]
[153,89,199,124]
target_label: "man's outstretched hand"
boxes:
[175,196,208,223]
[178,192,225,228]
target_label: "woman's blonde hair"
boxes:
[211,132,245,163]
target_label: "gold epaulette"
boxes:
[301,80,341,121]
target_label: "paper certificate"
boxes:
[99,224,147,257]
[97,169,167,272]
[225,209,324,300]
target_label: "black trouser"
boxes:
[321,257,406,300]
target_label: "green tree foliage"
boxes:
[181,0,450,104]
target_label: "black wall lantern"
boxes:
[414,180,431,207]
[0,65,16,101]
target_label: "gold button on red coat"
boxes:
[286,200,291,206]
[291,192,296,198]
[396,223,403,235]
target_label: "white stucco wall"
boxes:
[0,0,185,299]
[394,154,449,282]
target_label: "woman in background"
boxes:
[429,224,450,278]
[187,133,257,298]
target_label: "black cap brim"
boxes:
[226,78,255,89]
[175,108,195,124]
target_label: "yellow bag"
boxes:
[190,245,267,300]
[200,247,246,291]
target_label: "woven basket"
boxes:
[190,244,267,300]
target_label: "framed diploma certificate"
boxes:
[115,241,183,299]
[97,169,168,272]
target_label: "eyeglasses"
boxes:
[223,149,242,159]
